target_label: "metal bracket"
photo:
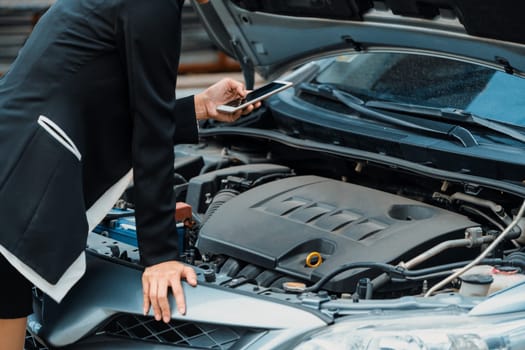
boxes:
[495,56,515,75]
[342,35,364,52]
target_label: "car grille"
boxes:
[102,314,262,349]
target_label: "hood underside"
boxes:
[191,0,525,79]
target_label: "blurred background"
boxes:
[0,0,261,96]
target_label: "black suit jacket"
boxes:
[0,0,197,298]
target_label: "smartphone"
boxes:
[216,80,293,114]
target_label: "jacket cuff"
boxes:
[141,250,180,267]
[173,95,199,144]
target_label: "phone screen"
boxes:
[225,82,289,107]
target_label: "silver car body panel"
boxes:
[32,235,328,348]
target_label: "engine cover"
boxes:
[197,175,477,292]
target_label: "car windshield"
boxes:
[315,53,525,127]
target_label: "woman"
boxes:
[0,0,257,348]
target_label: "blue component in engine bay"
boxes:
[93,208,185,254]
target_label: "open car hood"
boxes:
[191,0,525,84]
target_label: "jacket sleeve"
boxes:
[173,95,199,145]
[117,0,194,266]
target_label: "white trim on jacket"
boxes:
[0,169,133,303]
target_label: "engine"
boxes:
[197,175,477,293]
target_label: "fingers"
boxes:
[241,105,254,116]
[169,265,198,315]
[157,279,171,323]
[149,280,162,322]
[235,83,247,99]
[142,275,150,316]
[231,110,244,120]
[144,277,172,322]
[217,100,260,121]
[170,276,186,316]
[215,105,252,122]
[183,265,198,287]
[224,78,247,99]
[142,262,198,323]
[239,100,261,116]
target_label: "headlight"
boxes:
[292,311,525,350]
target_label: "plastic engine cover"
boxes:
[197,175,478,292]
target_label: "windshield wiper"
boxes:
[366,100,525,144]
[300,83,478,147]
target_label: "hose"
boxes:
[304,258,510,293]
[424,199,525,297]
[372,234,494,292]
[201,189,239,225]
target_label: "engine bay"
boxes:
[88,135,525,302]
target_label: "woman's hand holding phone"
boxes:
[216,80,293,114]
[194,78,263,122]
